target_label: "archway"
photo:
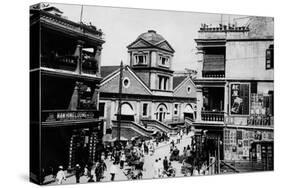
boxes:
[183,104,195,120]
[116,102,135,121]
[156,103,168,122]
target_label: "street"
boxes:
[49,131,194,185]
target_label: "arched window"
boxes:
[183,104,195,120]
[156,103,168,122]
[116,102,135,121]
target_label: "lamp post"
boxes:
[117,61,123,143]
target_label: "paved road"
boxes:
[50,132,194,185]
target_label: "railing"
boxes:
[201,111,225,122]
[141,119,178,134]
[41,55,99,75]
[112,120,154,137]
[41,109,100,123]
[202,71,225,78]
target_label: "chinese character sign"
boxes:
[230,83,250,115]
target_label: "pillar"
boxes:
[94,46,102,77]
[196,85,203,121]
[196,48,204,78]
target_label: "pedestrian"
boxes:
[74,164,81,183]
[180,129,183,140]
[153,159,159,178]
[177,132,181,144]
[95,162,102,182]
[163,156,169,171]
[183,147,187,157]
[88,165,95,182]
[110,161,118,181]
[100,160,107,179]
[56,166,66,185]
[139,154,145,171]
[120,152,126,169]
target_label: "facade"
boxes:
[194,17,274,170]
[30,5,105,183]
[99,30,197,140]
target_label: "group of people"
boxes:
[153,156,175,178]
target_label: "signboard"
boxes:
[230,83,250,115]
[44,110,98,122]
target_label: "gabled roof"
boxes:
[100,65,152,95]
[101,66,120,78]
[173,76,186,90]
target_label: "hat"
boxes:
[59,166,63,169]
[76,164,80,167]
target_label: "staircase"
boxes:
[112,120,154,139]
[141,119,178,134]
[222,160,270,173]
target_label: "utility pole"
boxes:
[117,61,123,143]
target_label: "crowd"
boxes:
[53,127,211,184]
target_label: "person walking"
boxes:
[74,164,81,183]
[95,162,102,182]
[120,152,126,169]
[110,161,118,181]
[163,156,169,171]
[56,166,66,185]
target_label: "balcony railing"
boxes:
[41,55,99,75]
[202,71,225,78]
[41,109,100,123]
[201,111,225,122]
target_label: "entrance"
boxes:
[156,104,168,122]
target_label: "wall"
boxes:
[226,41,273,80]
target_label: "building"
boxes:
[30,5,105,183]
[99,30,197,141]
[194,17,274,171]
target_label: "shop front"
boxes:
[41,110,103,177]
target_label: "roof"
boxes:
[100,66,120,78]
[173,76,187,89]
[137,30,165,45]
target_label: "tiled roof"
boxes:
[100,66,120,78]
[173,76,187,89]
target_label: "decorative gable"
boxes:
[127,38,154,49]
[156,41,175,53]
[173,78,197,98]
[100,67,152,95]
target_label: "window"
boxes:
[158,76,169,90]
[123,77,130,88]
[135,54,147,65]
[187,86,191,94]
[265,45,274,69]
[99,102,105,117]
[142,103,148,117]
[174,104,179,115]
[159,55,169,67]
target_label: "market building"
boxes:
[99,30,197,141]
[194,17,274,171]
[30,5,105,182]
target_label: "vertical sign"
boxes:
[230,83,250,115]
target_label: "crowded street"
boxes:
[48,131,195,185]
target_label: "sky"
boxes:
[49,3,247,70]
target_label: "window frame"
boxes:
[142,103,149,117]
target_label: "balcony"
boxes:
[41,109,100,124]
[201,111,225,122]
[202,71,225,78]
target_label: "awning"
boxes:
[203,54,225,71]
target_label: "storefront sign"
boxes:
[44,110,97,122]
[230,83,250,115]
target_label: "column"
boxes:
[94,46,102,77]
[196,48,204,78]
[74,40,84,74]
[196,86,203,121]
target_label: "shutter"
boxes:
[203,54,225,71]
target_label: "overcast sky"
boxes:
[50,3,247,70]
